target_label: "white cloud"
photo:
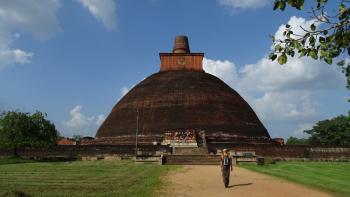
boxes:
[96,114,106,126]
[218,0,271,10]
[76,0,117,31]
[0,0,61,69]
[203,16,347,138]
[0,0,118,70]
[203,58,324,124]
[203,58,238,85]
[273,16,321,54]
[0,0,61,40]
[119,80,145,99]
[274,16,318,43]
[252,91,318,123]
[62,105,94,130]
[293,123,313,138]
[0,49,33,68]
[62,105,105,136]
[239,57,343,92]
[120,86,130,97]
[204,55,343,136]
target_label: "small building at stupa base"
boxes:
[94,35,274,153]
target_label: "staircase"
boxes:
[164,155,221,165]
[162,147,221,165]
[173,147,208,155]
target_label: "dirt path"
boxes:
[160,165,332,197]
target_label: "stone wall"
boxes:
[0,144,349,160]
[208,143,350,159]
[0,145,172,159]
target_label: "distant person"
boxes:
[220,149,233,188]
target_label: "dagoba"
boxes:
[96,36,270,146]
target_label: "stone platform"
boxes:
[163,155,221,165]
[162,147,260,165]
[172,147,208,155]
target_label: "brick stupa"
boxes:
[96,36,270,145]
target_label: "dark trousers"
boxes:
[222,166,230,187]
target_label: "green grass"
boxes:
[0,156,36,165]
[0,158,177,197]
[240,162,350,197]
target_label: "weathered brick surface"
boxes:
[96,70,270,139]
[0,145,172,158]
[96,36,270,143]
[159,53,204,71]
[209,143,350,158]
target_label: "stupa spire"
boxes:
[172,35,190,53]
[159,35,204,72]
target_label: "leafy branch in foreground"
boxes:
[270,0,350,89]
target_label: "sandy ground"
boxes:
[160,165,332,197]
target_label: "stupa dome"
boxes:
[96,36,270,144]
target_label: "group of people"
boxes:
[220,149,233,188]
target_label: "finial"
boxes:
[172,35,190,53]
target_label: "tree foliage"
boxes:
[270,0,350,89]
[0,111,59,155]
[305,114,350,146]
[286,136,310,145]
[72,135,83,145]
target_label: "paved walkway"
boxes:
[160,165,332,197]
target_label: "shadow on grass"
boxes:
[0,156,36,165]
[0,156,78,165]
[3,191,32,197]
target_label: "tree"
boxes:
[286,136,310,145]
[72,135,83,145]
[270,0,350,89]
[305,114,350,146]
[0,111,59,156]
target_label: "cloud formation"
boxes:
[218,0,271,10]
[0,48,33,69]
[76,0,117,31]
[0,0,61,69]
[0,0,61,40]
[0,0,118,70]
[203,16,346,138]
[292,123,313,138]
[203,58,238,84]
[62,105,105,136]
[96,114,106,126]
[204,56,343,137]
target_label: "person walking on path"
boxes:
[220,149,233,188]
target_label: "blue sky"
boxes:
[0,0,348,139]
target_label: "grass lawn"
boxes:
[0,156,36,165]
[240,162,350,197]
[0,157,177,197]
